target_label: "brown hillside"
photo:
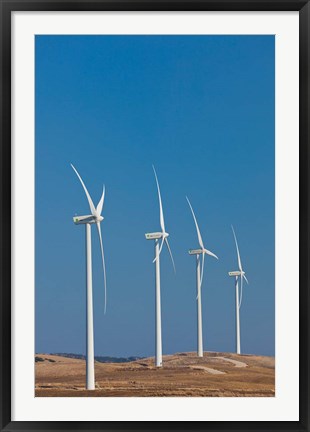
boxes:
[35,352,275,397]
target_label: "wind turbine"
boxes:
[186,197,218,357]
[228,226,249,355]
[71,164,107,390]
[145,166,175,367]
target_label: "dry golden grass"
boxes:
[35,352,275,397]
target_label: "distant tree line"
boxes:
[43,353,145,363]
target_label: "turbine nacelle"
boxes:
[189,248,218,257]
[145,232,169,240]
[188,248,204,255]
[73,215,96,224]
[229,271,242,277]
[229,270,248,280]
[73,215,104,225]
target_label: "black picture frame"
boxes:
[1,0,308,430]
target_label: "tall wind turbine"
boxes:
[145,166,176,367]
[228,226,249,355]
[186,197,218,357]
[71,164,107,390]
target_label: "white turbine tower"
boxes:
[186,197,218,357]
[145,166,176,367]
[71,164,107,390]
[229,226,249,355]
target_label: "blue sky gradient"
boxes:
[35,35,275,357]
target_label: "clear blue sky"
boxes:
[35,35,275,357]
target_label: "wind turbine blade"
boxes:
[153,237,165,263]
[186,197,204,250]
[165,237,176,274]
[96,222,107,314]
[238,274,243,309]
[243,274,249,284]
[152,166,165,233]
[71,164,97,217]
[231,225,242,272]
[204,249,219,260]
[200,252,205,291]
[96,185,105,216]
